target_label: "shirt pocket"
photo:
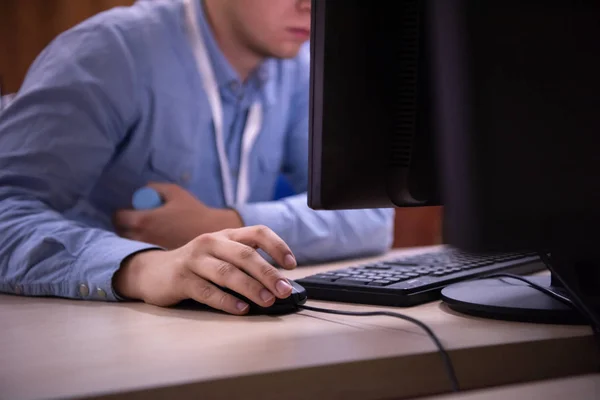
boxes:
[147,136,195,187]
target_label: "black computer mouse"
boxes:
[222,279,308,315]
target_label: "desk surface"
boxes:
[0,247,597,400]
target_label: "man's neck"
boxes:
[202,0,264,82]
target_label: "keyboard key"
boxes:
[336,278,372,285]
[363,264,391,270]
[390,267,421,273]
[304,275,339,283]
[383,261,422,267]
[388,278,404,283]
[464,262,491,269]
[369,280,392,286]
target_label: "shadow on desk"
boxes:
[54,296,289,324]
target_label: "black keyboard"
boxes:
[296,248,546,307]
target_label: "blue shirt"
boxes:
[0,0,394,301]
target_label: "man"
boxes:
[0,0,394,315]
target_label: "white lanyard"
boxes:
[183,0,262,207]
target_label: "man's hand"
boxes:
[114,183,243,249]
[113,225,298,315]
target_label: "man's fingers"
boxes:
[209,237,293,299]
[113,211,155,244]
[226,225,297,270]
[193,256,276,308]
[114,209,147,231]
[118,229,137,241]
[146,182,184,202]
[117,228,154,246]
[184,276,249,315]
[113,218,127,236]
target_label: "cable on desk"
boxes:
[480,271,597,328]
[538,252,600,334]
[298,304,460,392]
[481,255,600,334]
[482,268,600,371]
[479,273,574,307]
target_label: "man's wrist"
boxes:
[113,249,162,301]
[217,208,244,229]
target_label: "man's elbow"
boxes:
[365,230,394,256]
[290,207,396,264]
[357,208,395,256]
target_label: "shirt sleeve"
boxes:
[236,194,395,264]
[0,24,158,301]
[236,44,395,264]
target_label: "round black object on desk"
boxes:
[441,275,587,325]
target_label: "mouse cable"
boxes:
[297,304,460,392]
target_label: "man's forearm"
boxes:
[0,193,159,300]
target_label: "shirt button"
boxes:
[79,284,90,297]
[96,288,107,299]
[14,285,22,295]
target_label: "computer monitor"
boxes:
[308,0,600,329]
[308,0,440,210]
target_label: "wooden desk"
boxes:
[0,247,597,400]
[420,373,600,400]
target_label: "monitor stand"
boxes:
[441,247,600,327]
[441,274,587,324]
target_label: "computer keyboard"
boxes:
[296,248,546,307]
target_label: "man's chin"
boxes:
[254,41,307,60]
[266,42,307,60]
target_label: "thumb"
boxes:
[145,182,183,202]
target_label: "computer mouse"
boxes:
[222,279,308,315]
